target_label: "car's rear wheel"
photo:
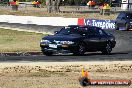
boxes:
[101,42,112,55]
[73,43,86,55]
[42,51,53,56]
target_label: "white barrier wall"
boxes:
[0,15,78,26]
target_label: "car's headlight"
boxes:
[41,40,51,43]
[60,41,74,44]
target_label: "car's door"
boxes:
[83,28,100,50]
[95,29,108,49]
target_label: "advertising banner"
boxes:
[78,18,116,30]
[85,19,115,29]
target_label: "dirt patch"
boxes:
[0,65,66,77]
[0,61,132,88]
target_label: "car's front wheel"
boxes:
[73,43,86,55]
[125,23,129,31]
[101,42,112,55]
[42,51,53,56]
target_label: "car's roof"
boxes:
[79,25,101,29]
[67,25,102,31]
[68,25,80,27]
[79,25,91,27]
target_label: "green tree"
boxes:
[46,0,60,13]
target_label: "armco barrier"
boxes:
[0,15,116,30]
[0,15,78,26]
[78,18,116,30]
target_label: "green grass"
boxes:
[0,28,46,52]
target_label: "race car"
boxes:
[115,11,132,30]
[40,25,116,56]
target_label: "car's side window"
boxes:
[94,28,106,36]
[79,27,91,36]
[99,30,103,35]
[86,28,96,36]
[99,30,107,36]
[91,27,100,36]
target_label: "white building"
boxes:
[121,0,132,10]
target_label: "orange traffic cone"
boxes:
[82,67,89,77]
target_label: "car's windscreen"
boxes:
[57,27,87,35]
[126,13,132,19]
[58,27,72,35]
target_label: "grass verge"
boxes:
[0,28,46,52]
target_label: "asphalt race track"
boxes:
[0,29,132,62]
[0,52,131,62]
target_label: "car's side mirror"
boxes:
[54,31,58,34]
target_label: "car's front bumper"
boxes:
[42,48,71,54]
[40,43,77,54]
